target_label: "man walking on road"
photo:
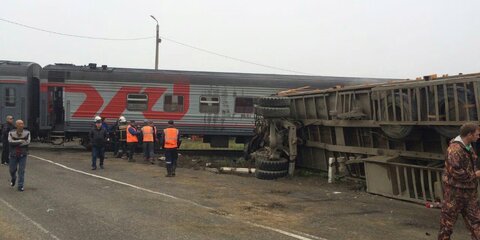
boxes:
[8,119,30,192]
[438,123,480,239]
[160,120,181,177]
[1,115,14,165]
[89,119,108,170]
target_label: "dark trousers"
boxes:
[115,141,126,158]
[112,140,119,156]
[143,142,154,159]
[438,185,480,239]
[91,146,105,167]
[9,155,27,188]
[165,148,178,175]
[127,143,137,160]
[1,144,9,164]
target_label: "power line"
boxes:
[0,17,155,41]
[161,37,309,75]
[0,17,309,74]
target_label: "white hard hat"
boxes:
[94,116,101,121]
[119,116,126,123]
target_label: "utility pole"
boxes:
[150,15,161,70]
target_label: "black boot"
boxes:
[172,165,176,177]
[165,165,172,177]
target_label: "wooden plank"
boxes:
[454,84,459,121]
[384,91,389,121]
[420,169,427,201]
[411,168,418,200]
[312,97,319,119]
[436,171,443,201]
[428,171,434,202]
[403,167,411,198]
[323,95,329,120]
[305,140,445,161]
[291,99,298,118]
[373,77,479,91]
[399,88,405,121]
[392,89,397,121]
[334,91,340,117]
[371,92,376,121]
[425,87,430,120]
[396,166,402,197]
[443,84,449,121]
[348,93,352,112]
[473,82,480,121]
[434,86,439,121]
[377,92,382,121]
[407,88,412,121]
[416,88,421,121]
[302,97,308,119]
[464,82,470,121]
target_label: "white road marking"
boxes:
[30,154,326,240]
[0,198,61,240]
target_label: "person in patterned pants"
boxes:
[439,123,480,239]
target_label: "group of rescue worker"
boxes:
[89,116,181,177]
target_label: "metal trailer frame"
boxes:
[255,73,480,203]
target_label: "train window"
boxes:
[5,88,16,107]
[200,96,220,114]
[164,94,184,112]
[234,97,254,113]
[127,94,148,111]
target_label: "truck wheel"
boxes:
[255,106,290,118]
[258,97,290,108]
[380,94,415,139]
[255,157,289,171]
[432,86,477,138]
[255,169,288,180]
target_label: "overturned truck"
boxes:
[249,73,480,203]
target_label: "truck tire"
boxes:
[255,106,290,118]
[380,94,416,139]
[255,169,288,180]
[431,86,477,138]
[255,157,289,171]
[258,97,290,108]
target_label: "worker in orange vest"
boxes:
[141,120,157,164]
[126,120,139,162]
[160,120,181,177]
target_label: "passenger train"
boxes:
[0,60,395,147]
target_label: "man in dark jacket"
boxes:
[160,120,181,177]
[2,115,14,165]
[8,119,30,192]
[89,119,108,170]
[439,123,480,239]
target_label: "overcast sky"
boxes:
[1,0,479,78]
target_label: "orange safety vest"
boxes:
[163,128,179,149]
[126,125,138,143]
[142,126,154,142]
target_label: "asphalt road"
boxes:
[0,151,315,240]
[0,149,472,240]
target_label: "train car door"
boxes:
[0,83,23,122]
[47,86,65,128]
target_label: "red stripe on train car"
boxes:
[0,80,27,84]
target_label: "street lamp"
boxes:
[150,15,161,70]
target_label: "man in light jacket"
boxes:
[8,119,30,192]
